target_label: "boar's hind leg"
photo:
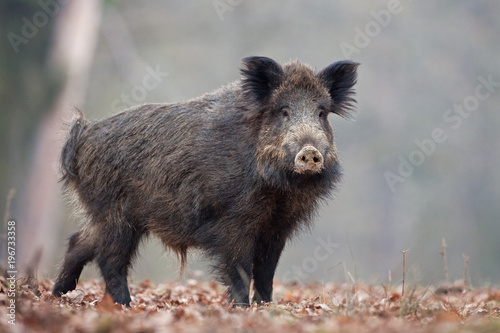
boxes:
[95,224,144,306]
[53,230,97,298]
[251,235,286,304]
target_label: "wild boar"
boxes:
[52,56,359,306]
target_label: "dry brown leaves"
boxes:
[1,277,499,333]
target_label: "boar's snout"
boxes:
[294,145,324,174]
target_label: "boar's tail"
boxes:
[60,109,88,184]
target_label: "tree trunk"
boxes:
[19,0,102,275]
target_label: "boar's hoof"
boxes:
[294,146,324,174]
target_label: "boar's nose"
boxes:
[294,146,324,174]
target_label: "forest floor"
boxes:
[1,277,500,333]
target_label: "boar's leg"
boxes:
[53,230,97,297]
[95,224,144,306]
[251,234,286,304]
[224,256,253,307]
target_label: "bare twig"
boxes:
[2,189,16,227]
[463,253,471,289]
[345,232,358,280]
[439,238,449,283]
[326,261,343,273]
[401,250,409,297]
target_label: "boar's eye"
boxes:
[280,106,290,118]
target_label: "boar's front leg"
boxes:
[251,234,286,304]
[223,255,253,307]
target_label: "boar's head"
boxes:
[241,56,359,191]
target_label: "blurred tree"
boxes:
[0,0,102,274]
[0,1,58,201]
[0,0,60,266]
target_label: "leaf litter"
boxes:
[1,277,499,332]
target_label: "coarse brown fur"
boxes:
[53,56,359,306]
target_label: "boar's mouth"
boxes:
[293,145,324,174]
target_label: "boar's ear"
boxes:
[241,56,284,104]
[317,60,360,119]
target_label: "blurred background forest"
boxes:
[1,0,499,287]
